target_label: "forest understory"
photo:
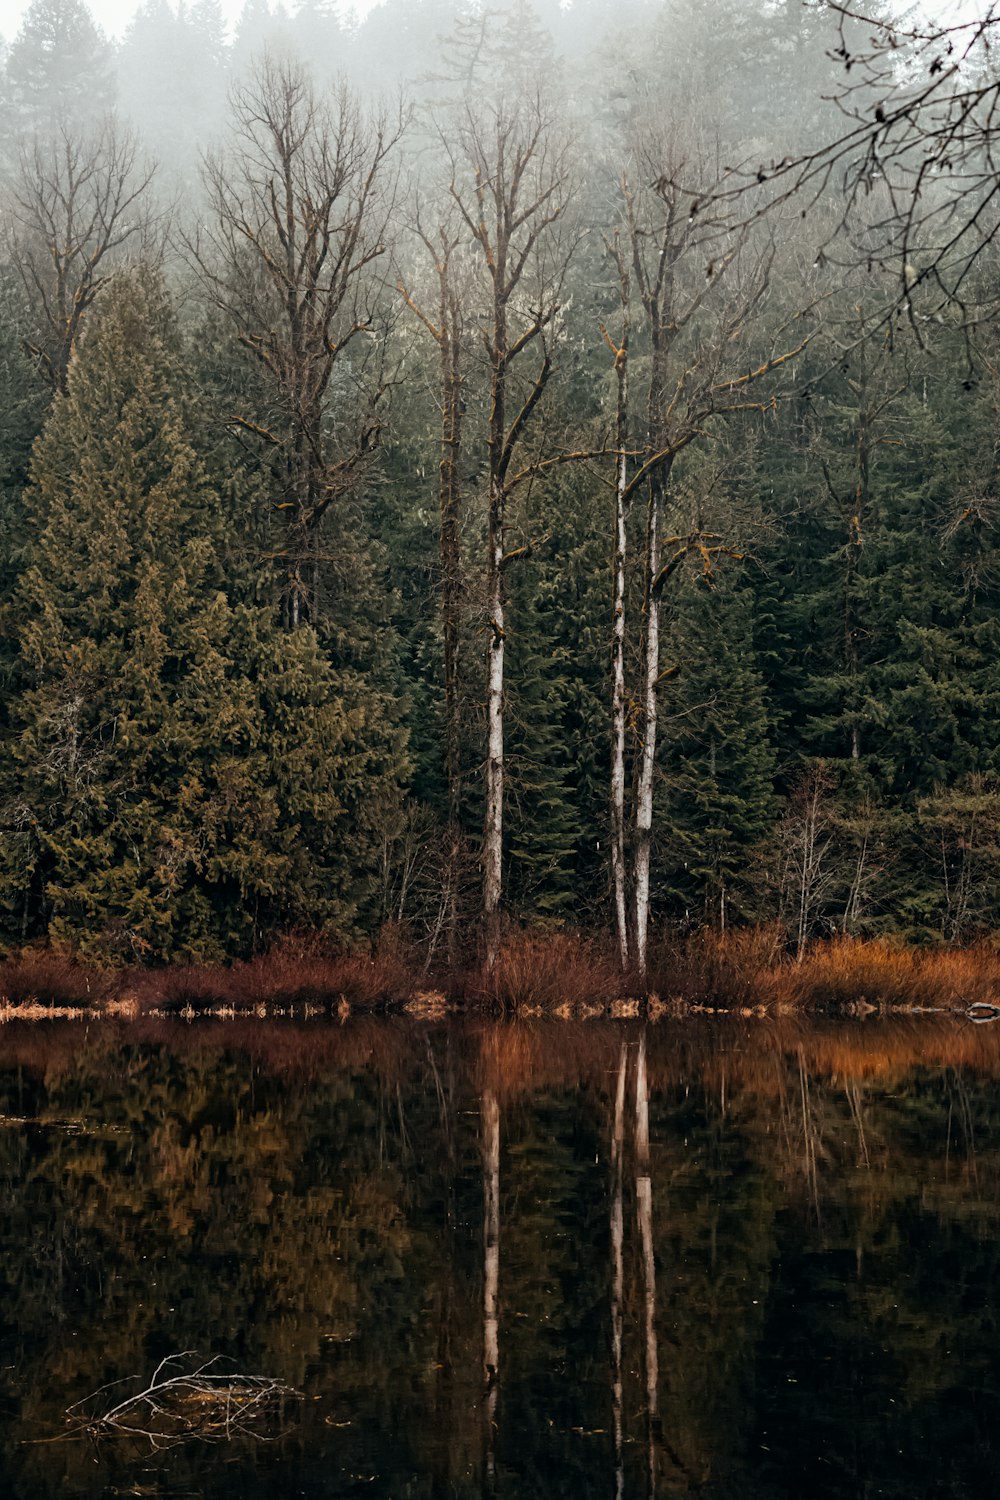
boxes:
[3,929,1000,1019]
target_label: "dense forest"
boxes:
[2,0,1000,970]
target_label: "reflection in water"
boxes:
[482,1083,500,1496]
[611,1043,626,1500]
[635,1032,658,1499]
[0,1014,999,1497]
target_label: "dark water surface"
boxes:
[1,1013,999,1498]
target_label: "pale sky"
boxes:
[1,0,384,43]
[0,0,989,47]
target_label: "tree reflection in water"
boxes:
[0,1014,998,1498]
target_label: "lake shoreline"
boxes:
[2,929,1000,1020]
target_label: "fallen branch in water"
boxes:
[65,1353,303,1449]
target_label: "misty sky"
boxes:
[3,0,383,41]
[1,0,986,46]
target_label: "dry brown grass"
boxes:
[649,925,787,1007]
[4,928,1000,1019]
[470,929,623,1012]
[0,948,120,1008]
[0,931,416,1018]
[639,930,1000,1013]
[765,937,1000,1010]
[134,930,418,1013]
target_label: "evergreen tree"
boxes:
[507,591,588,922]
[292,0,343,82]
[117,0,228,185]
[2,0,115,141]
[0,267,49,887]
[506,466,608,923]
[0,269,406,960]
[655,572,778,927]
[0,268,47,611]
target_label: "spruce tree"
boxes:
[2,0,115,140]
[0,269,403,960]
[506,468,608,924]
[655,574,778,927]
[117,0,229,187]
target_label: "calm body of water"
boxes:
[0,1014,998,1498]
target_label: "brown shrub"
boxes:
[647,924,787,1006]
[768,937,1000,1010]
[131,934,414,1013]
[471,929,622,1012]
[0,947,120,1008]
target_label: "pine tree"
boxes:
[507,602,586,922]
[0,270,49,945]
[2,0,114,141]
[0,268,47,611]
[117,0,228,186]
[0,269,406,959]
[655,574,778,927]
[506,467,608,923]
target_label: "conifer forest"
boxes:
[4,0,1000,976]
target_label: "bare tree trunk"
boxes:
[796,798,813,961]
[483,365,506,970]
[444,100,569,965]
[625,167,674,988]
[399,230,466,966]
[842,828,869,935]
[611,1042,627,1500]
[844,361,871,764]
[616,145,803,981]
[796,776,827,961]
[607,244,632,973]
[442,296,464,967]
[483,587,505,966]
[198,59,401,627]
[847,404,867,762]
[635,1031,658,1498]
[634,471,663,985]
[482,1087,500,1495]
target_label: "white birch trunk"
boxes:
[610,337,631,973]
[634,486,661,984]
[483,487,505,969]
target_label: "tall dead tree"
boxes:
[398,219,468,963]
[613,136,808,979]
[443,95,571,964]
[603,235,632,975]
[6,117,155,392]
[197,57,403,627]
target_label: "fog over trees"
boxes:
[3,0,1000,967]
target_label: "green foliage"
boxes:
[0,266,48,643]
[506,468,608,922]
[2,0,1000,954]
[0,270,405,960]
[655,574,778,926]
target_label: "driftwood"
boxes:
[65,1353,302,1449]
[967,1002,1000,1026]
